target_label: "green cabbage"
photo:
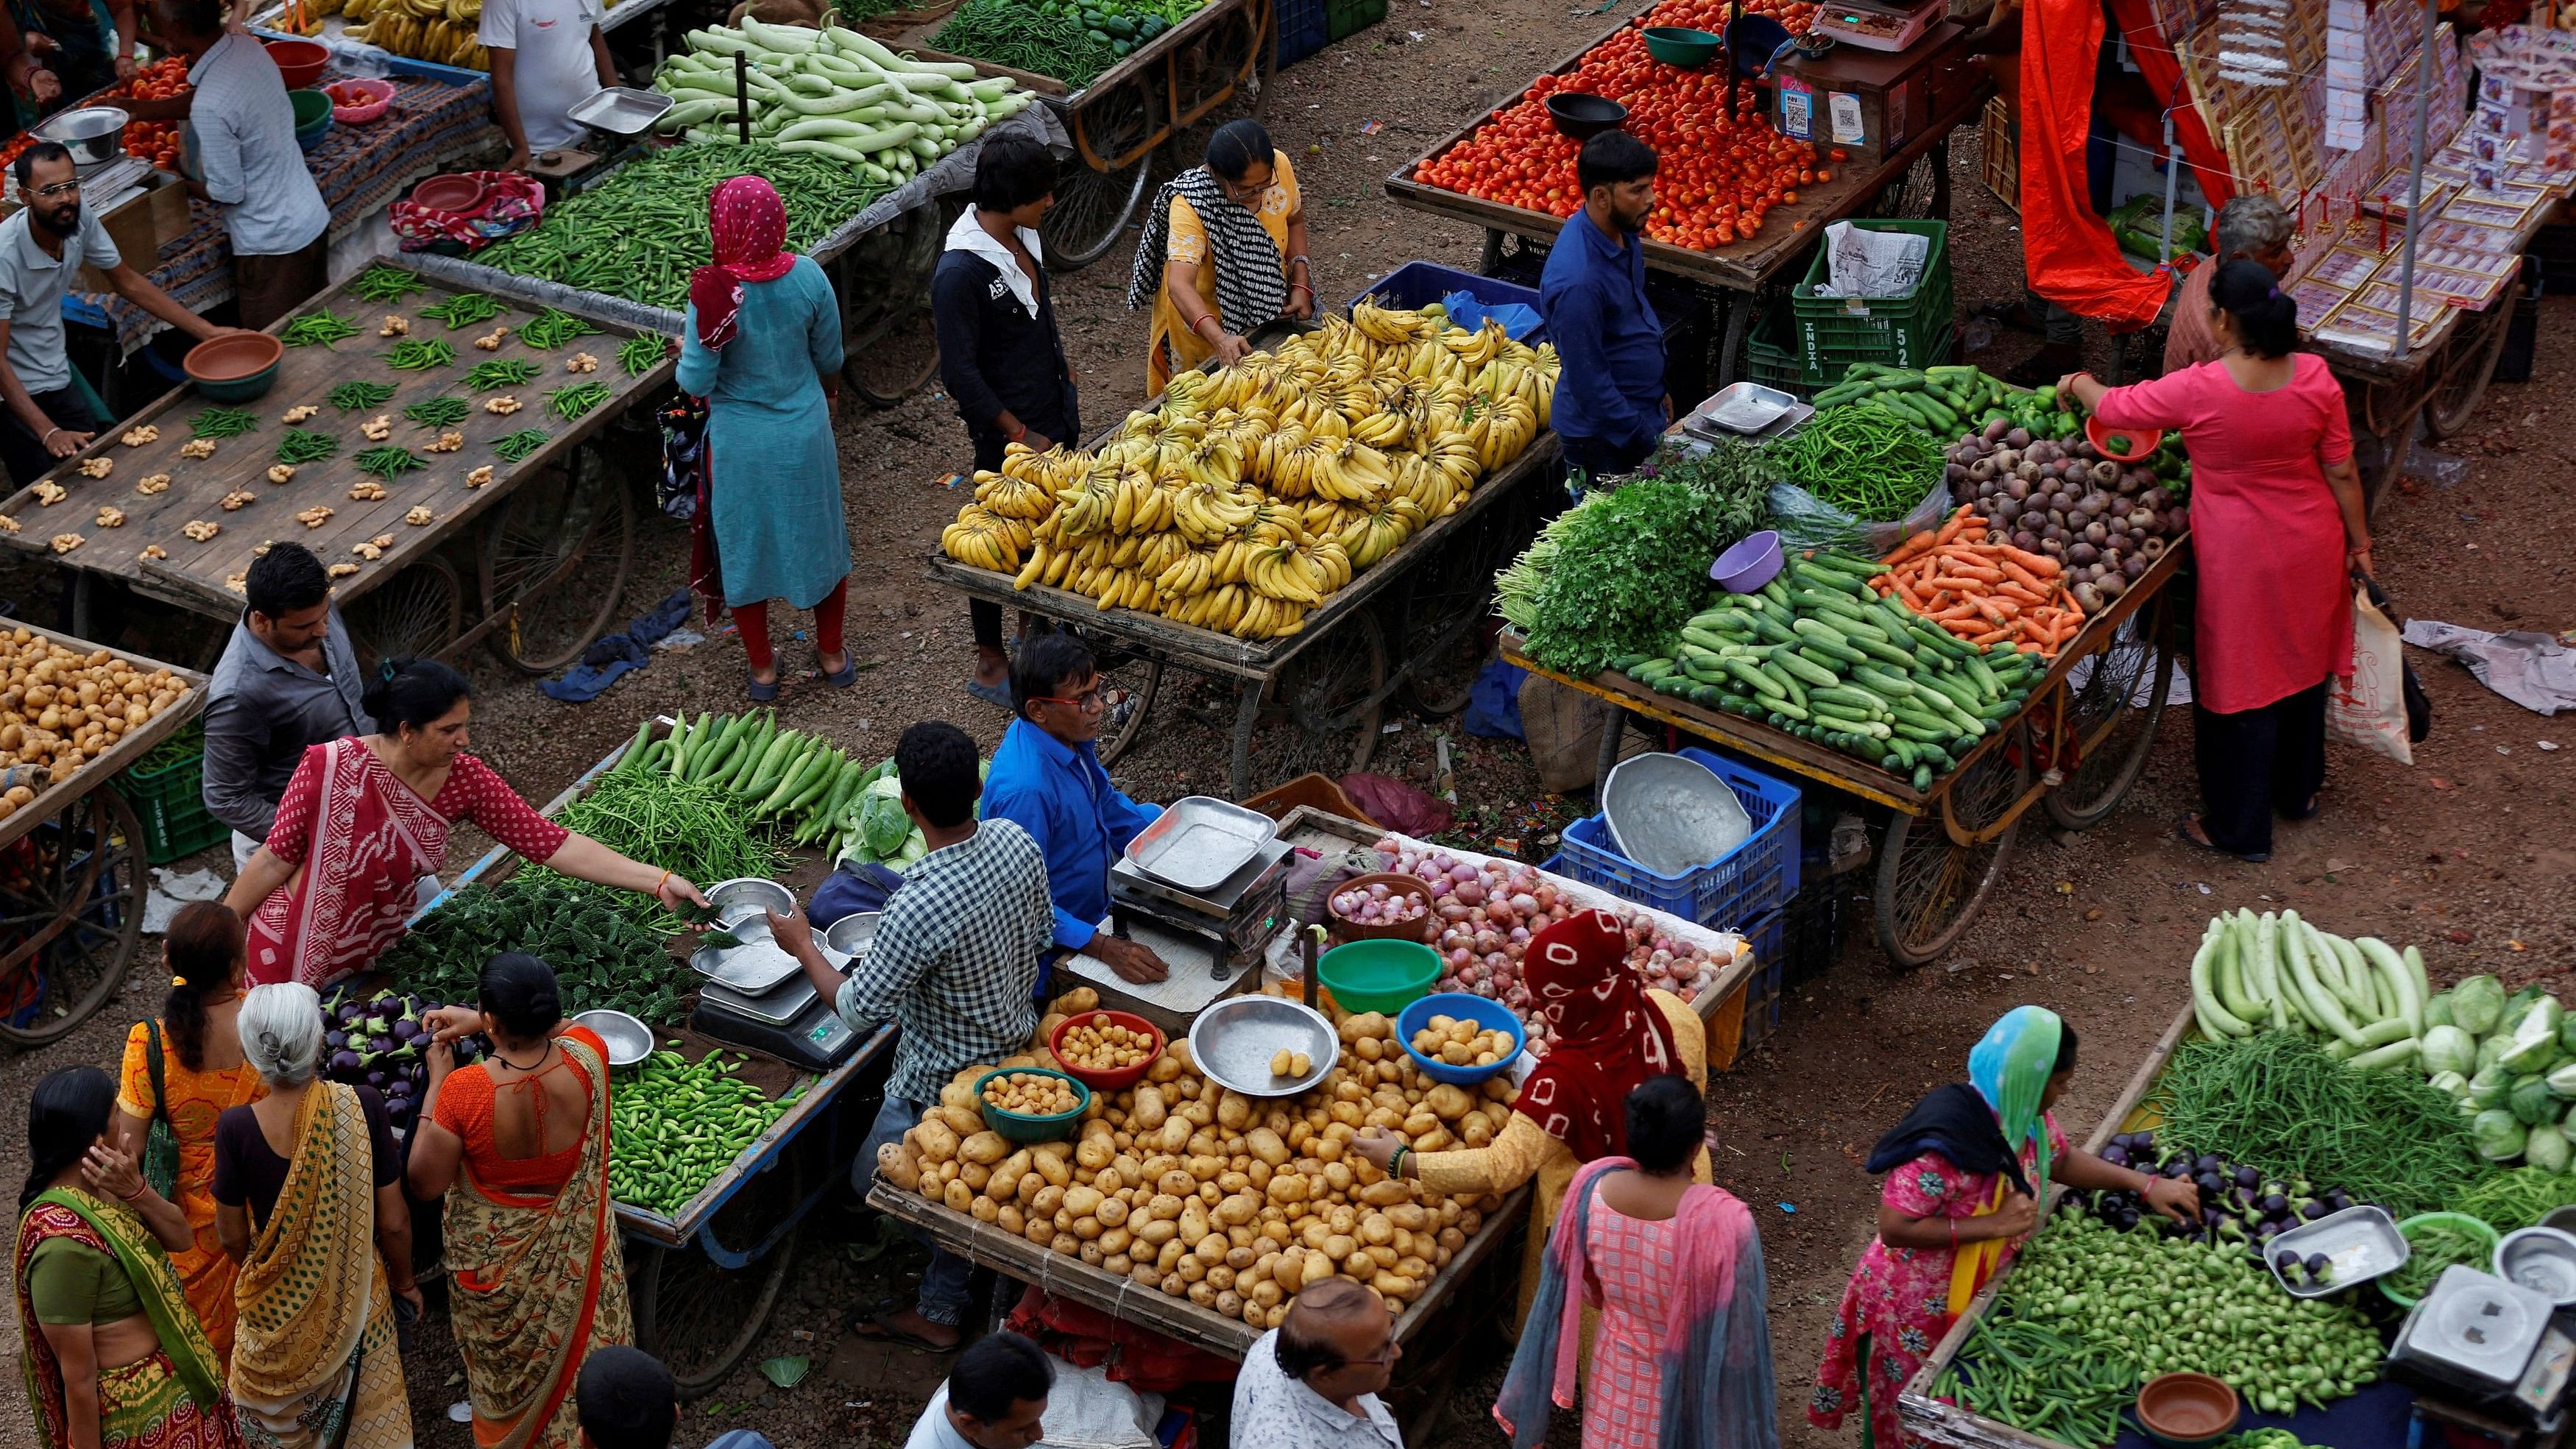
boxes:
[2558,1007,2576,1056]
[2513,1074,2561,1127]
[2531,1125,2575,1174]
[860,793,912,857]
[2429,1070,2471,1099]
[2422,1025,2479,1078]
[2549,1060,2576,1099]
[2475,1109,2530,1162]
[2455,975,2510,1035]
[2473,1063,2516,1110]
[2503,996,2567,1074]
[2426,991,2457,1030]
[2480,1032,2516,1074]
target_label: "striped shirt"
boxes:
[186,33,329,257]
[832,817,1053,1103]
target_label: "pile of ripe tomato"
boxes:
[111,58,193,171]
[1409,0,1837,252]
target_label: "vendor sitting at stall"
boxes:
[1539,130,1669,483]
[1348,907,1704,1336]
[222,658,709,988]
[981,631,1168,986]
[202,542,372,873]
[900,1330,1052,1449]
[1808,1007,2200,1449]
[771,720,1057,1353]
[0,139,237,486]
[124,0,329,329]
[2163,196,2294,375]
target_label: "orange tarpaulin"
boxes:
[2106,0,2236,210]
[2017,0,2174,329]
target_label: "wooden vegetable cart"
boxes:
[1504,534,2193,970]
[0,624,206,1047]
[2319,292,2520,517]
[0,261,669,677]
[432,720,897,1397]
[857,0,1276,270]
[1381,14,1984,390]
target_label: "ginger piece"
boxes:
[283,405,319,424]
[138,544,167,561]
[466,466,495,489]
[484,396,521,415]
[426,431,464,454]
[266,465,297,484]
[135,474,171,495]
[360,415,394,442]
[77,458,112,479]
[93,506,124,528]
[34,481,67,505]
[328,562,361,578]
[49,533,82,553]
[120,425,159,447]
[180,438,216,460]
[0,514,18,533]
[474,326,511,350]
[347,481,388,502]
[182,520,222,542]
[219,491,256,511]
[296,506,335,528]
[405,505,434,525]
[380,315,411,337]
[567,352,600,373]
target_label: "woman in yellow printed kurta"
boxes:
[1127,119,1314,392]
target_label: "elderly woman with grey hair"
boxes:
[211,984,416,1449]
[2164,194,2296,373]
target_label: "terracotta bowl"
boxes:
[1325,871,1437,946]
[184,332,283,403]
[409,173,487,214]
[2134,1372,2240,1448]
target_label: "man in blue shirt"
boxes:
[1538,130,1670,481]
[981,632,1170,984]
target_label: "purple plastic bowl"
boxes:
[1709,531,1784,592]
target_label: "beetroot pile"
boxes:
[1943,422,2189,614]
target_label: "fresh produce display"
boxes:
[1366,837,1726,1051]
[354,265,427,304]
[2385,1216,2491,1300]
[940,303,1554,640]
[606,1048,798,1216]
[612,709,919,860]
[619,333,669,378]
[880,986,1509,1325]
[2184,909,2429,1060]
[553,765,787,915]
[464,358,542,391]
[188,407,260,440]
[654,19,1033,176]
[517,308,600,351]
[1613,558,2045,790]
[1057,1014,1157,1071]
[982,1070,1081,1116]
[1409,1016,1514,1069]
[315,982,480,1135]
[386,338,455,371]
[1869,507,2086,659]
[1766,404,1947,525]
[931,0,1193,86]
[353,446,428,480]
[2452,1166,2576,1230]
[1331,882,1428,928]
[1409,0,1820,250]
[275,429,339,465]
[378,875,696,1025]
[548,382,612,422]
[2081,1130,2370,1253]
[307,0,491,69]
[281,311,364,349]
[1937,419,2189,614]
[0,631,191,798]
[403,397,471,430]
[475,144,886,310]
[1508,481,1732,677]
[329,381,398,413]
[1814,364,2023,440]
[492,428,551,461]
[1937,1310,2133,1447]
[421,292,505,330]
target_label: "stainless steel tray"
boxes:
[567,85,672,138]
[1688,380,1800,435]
[1188,996,1337,1098]
[690,919,805,996]
[2265,1205,2407,1298]
[1125,796,1276,893]
[573,1009,653,1066]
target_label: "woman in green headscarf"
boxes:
[1806,1007,2201,1449]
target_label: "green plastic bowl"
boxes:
[973,1067,1091,1143]
[1643,25,1722,65]
[290,89,333,152]
[2382,1211,2502,1308]
[1314,938,1440,1016]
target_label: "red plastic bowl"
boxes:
[327,77,395,124]
[263,39,329,91]
[1048,1008,1165,1092]
[2087,414,2163,463]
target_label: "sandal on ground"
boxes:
[844,1309,959,1354]
[2282,796,2321,822]
[823,654,860,688]
[746,673,781,703]
[2176,814,2268,864]
[966,677,1013,709]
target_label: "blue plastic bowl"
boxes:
[1709,530,1784,592]
[1395,993,1526,1085]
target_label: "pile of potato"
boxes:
[877,988,1512,1328]
[982,1071,1080,1117]
[0,631,188,813]
[1056,1013,1156,1072]
[1409,1015,1516,1069]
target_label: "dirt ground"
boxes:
[7,1,2576,1441]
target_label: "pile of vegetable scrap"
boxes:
[1871,506,2084,657]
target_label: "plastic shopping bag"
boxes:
[2327,581,2417,765]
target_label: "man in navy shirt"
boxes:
[1538,131,1669,481]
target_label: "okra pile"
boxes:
[608,1048,800,1216]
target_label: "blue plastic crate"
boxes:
[1738,907,1786,1052]
[1345,261,1547,343]
[1555,748,1800,929]
[1276,0,1329,66]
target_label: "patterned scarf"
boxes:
[688,176,799,354]
[1125,165,1288,331]
[245,738,446,989]
[1512,910,1682,1161]
[16,1186,233,1448]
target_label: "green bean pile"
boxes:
[519,308,600,350]
[421,293,504,330]
[353,446,426,479]
[386,339,454,371]
[492,428,550,462]
[189,406,259,439]
[2150,1032,2480,1217]
[548,382,612,422]
[402,397,470,429]
[2453,1167,2576,1230]
[353,265,425,304]
[474,144,884,309]
[619,332,668,378]
[607,1049,799,1216]
[280,311,362,348]
[934,0,1118,85]
[1764,404,1947,522]
[2388,1221,2492,1301]
[328,380,397,413]
[1936,1310,2132,1448]
[463,358,539,392]
[547,770,785,919]
[275,428,339,464]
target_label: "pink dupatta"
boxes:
[245,737,449,988]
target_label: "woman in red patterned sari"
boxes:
[221,659,708,989]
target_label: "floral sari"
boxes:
[15,1186,243,1449]
[229,1083,411,1449]
[445,1032,631,1449]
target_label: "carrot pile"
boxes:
[1870,506,2087,657]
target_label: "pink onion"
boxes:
[1446,948,1471,968]
[1507,926,1529,945]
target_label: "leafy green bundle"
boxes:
[378,876,693,1025]
[1520,478,1737,679]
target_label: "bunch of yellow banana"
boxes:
[972,469,1053,521]
[1052,469,1119,539]
[1441,317,1511,369]
[941,505,1030,574]
[1351,299,1440,347]
[1390,453,1463,520]
[1001,441,1094,493]
[1108,467,1175,535]
[1314,440,1396,503]
[1172,481,1259,545]
[1234,594,1307,640]
[1464,392,1540,477]
[1333,494,1426,570]
[1165,584,1264,636]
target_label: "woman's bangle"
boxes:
[40,427,60,442]
[118,1183,146,1202]
[1390,1145,1409,1178]
[1289,283,1313,298]
[653,869,670,901]
[1947,1217,1958,1250]
[1191,314,1222,340]
[1288,253,1310,272]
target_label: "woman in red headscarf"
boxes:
[675,175,855,701]
[1350,908,1708,1337]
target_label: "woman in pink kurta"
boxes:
[2059,260,2372,862]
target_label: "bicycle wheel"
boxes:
[344,556,463,673]
[2044,595,2174,830]
[629,1154,804,1399]
[1873,723,2031,969]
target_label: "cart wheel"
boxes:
[480,453,636,675]
[1875,142,1947,222]
[1045,93,1159,272]
[1056,626,1163,768]
[1872,722,2031,969]
[841,207,946,409]
[2423,288,2515,440]
[629,1154,804,1400]
[1396,514,1499,717]
[0,786,145,1047]
[1231,611,1387,796]
[345,555,464,672]
[2043,595,2174,831]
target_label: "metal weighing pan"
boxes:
[707,877,796,929]
[573,1009,654,1066]
[690,913,806,996]
[567,85,673,138]
[1125,797,1276,893]
[1688,380,1800,436]
[1189,996,1337,1098]
[1602,752,1752,876]
[2264,1205,2408,1298]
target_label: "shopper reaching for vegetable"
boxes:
[223,658,710,991]
[1808,1007,2199,1449]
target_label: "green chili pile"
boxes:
[353,265,425,303]
[386,339,455,371]
[421,293,505,330]
[1936,1309,2132,1448]
[329,381,397,414]
[519,308,600,350]
[619,333,668,378]
[189,406,259,439]
[403,397,470,430]
[353,446,426,480]
[2452,1167,2576,1230]
[1763,404,1946,522]
[545,771,785,915]
[463,358,540,392]
[607,1049,800,1216]
[492,428,551,462]
[280,311,361,348]
[548,382,612,422]
[275,428,339,464]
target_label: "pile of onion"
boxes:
[1330,882,1429,925]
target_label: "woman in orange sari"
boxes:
[115,903,267,1365]
[408,952,630,1449]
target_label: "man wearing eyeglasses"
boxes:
[1231,1279,1404,1449]
[0,140,234,485]
[980,630,1170,986]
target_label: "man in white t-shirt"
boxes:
[478,0,616,170]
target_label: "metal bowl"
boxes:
[1602,752,1752,876]
[1189,996,1337,1098]
[821,911,879,969]
[37,107,128,167]
[706,877,795,928]
[2497,1227,2576,1306]
[573,1009,653,1066]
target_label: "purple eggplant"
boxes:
[2195,1154,2222,1175]
[2103,1144,2131,1167]
[328,1049,361,1074]
[2234,1165,2262,1189]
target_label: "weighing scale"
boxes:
[1808,0,1940,54]
[531,85,673,197]
[2391,1266,2576,1440]
[1064,840,1293,1038]
[685,921,863,1074]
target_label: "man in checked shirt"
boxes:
[774,718,1056,1354]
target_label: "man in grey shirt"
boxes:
[0,141,231,485]
[203,541,372,866]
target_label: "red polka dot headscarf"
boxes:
[1513,908,1682,1161]
[687,175,799,352]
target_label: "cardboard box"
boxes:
[77,171,191,291]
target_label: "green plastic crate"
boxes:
[1744,305,1817,400]
[119,723,228,865]
[1791,219,1953,382]
[1325,0,1385,41]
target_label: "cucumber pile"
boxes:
[1610,552,2043,791]
[1812,363,2094,444]
[607,1047,801,1217]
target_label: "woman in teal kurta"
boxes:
[678,175,854,701]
